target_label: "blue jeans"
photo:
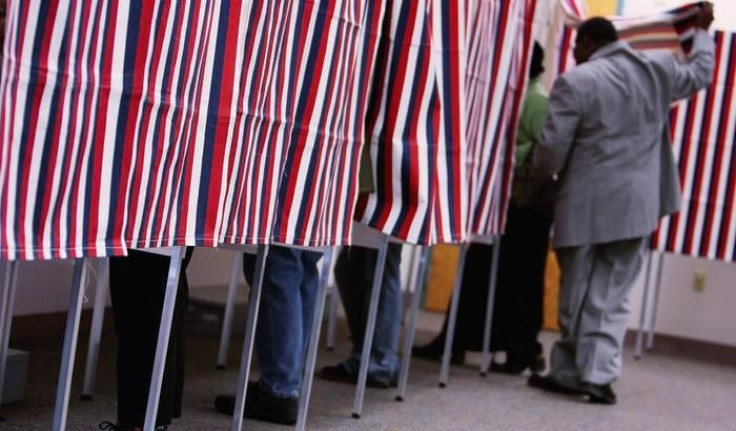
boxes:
[243,246,323,398]
[333,244,403,382]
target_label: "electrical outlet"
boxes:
[693,269,707,292]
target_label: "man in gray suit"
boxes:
[528,5,715,405]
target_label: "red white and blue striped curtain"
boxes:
[466,0,537,238]
[0,0,387,260]
[359,0,539,245]
[553,1,736,263]
[0,0,540,259]
[653,29,736,261]
[357,0,469,246]
[216,1,387,248]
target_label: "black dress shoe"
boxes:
[319,364,397,389]
[490,355,546,375]
[412,343,466,365]
[527,374,582,396]
[581,382,617,405]
[214,382,298,425]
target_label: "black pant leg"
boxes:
[333,246,376,353]
[499,205,551,362]
[109,248,191,427]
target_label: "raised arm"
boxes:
[671,3,716,101]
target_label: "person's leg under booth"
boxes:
[242,246,321,399]
[109,248,193,430]
[214,245,322,426]
[323,244,403,387]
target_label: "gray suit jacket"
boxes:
[535,30,715,248]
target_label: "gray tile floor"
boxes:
[2,310,735,430]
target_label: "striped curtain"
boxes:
[0,0,387,260]
[359,0,539,245]
[466,0,537,238]
[357,0,469,245]
[0,0,540,259]
[552,1,736,263]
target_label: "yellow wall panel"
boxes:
[424,245,460,312]
[586,0,618,16]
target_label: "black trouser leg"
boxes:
[110,248,192,427]
[500,205,551,363]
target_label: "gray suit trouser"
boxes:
[550,237,645,387]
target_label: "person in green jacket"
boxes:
[413,42,553,374]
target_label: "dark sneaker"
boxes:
[527,374,583,396]
[214,382,298,425]
[581,382,617,405]
[319,364,397,389]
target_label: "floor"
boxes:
[1,309,736,430]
